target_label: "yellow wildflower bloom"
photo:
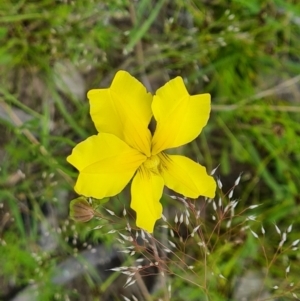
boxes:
[67,71,216,233]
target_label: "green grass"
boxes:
[1,0,300,300]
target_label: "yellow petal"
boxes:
[160,154,216,198]
[88,71,152,156]
[67,133,147,199]
[130,166,164,233]
[151,77,211,155]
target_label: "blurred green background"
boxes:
[1,0,300,300]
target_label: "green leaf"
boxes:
[91,197,110,207]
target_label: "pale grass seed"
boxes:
[174,214,178,223]
[105,208,115,216]
[275,224,281,235]
[168,284,172,298]
[217,177,223,189]
[210,165,219,175]
[250,229,259,239]
[179,213,184,224]
[218,197,222,207]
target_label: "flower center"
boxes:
[144,155,161,174]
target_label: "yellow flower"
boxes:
[67,71,216,233]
